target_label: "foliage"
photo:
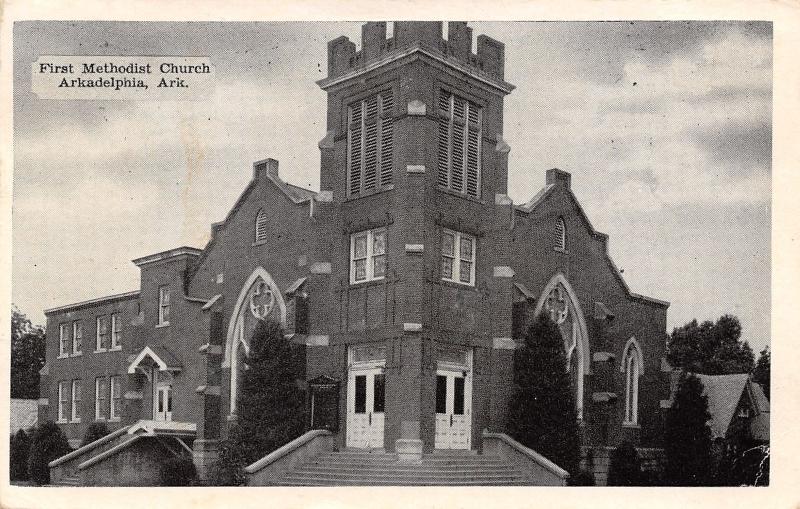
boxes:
[568,470,595,486]
[667,315,754,375]
[159,456,198,486]
[607,441,644,486]
[506,313,580,476]
[211,319,307,485]
[664,374,713,486]
[10,430,31,481]
[11,306,46,400]
[27,421,72,485]
[80,422,110,448]
[752,346,770,399]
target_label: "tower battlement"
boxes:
[326,22,505,82]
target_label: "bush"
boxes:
[506,313,580,476]
[10,430,31,481]
[568,470,595,486]
[664,374,713,486]
[159,456,198,486]
[80,422,110,447]
[27,421,71,485]
[607,442,643,486]
[211,319,307,485]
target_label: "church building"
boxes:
[40,22,671,486]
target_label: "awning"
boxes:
[127,345,182,374]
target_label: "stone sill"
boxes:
[554,247,569,255]
[345,185,395,202]
[622,423,641,429]
[437,186,486,205]
[155,322,170,329]
[440,278,477,291]
[349,277,386,288]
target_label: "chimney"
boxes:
[546,168,571,189]
[447,22,472,60]
[254,158,279,180]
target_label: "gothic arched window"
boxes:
[621,338,644,425]
[255,209,268,242]
[555,217,566,251]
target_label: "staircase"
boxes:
[51,475,80,486]
[275,450,531,486]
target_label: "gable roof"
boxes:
[695,373,750,439]
[127,344,182,374]
[515,175,668,308]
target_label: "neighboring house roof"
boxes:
[692,373,769,440]
[10,399,38,434]
[749,382,770,441]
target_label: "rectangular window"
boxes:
[354,375,367,414]
[110,376,122,420]
[95,316,108,351]
[71,379,82,422]
[347,90,394,197]
[59,324,70,357]
[57,381,69,422]
[441,229,476,286]
[437,90,482,198]
[95,377,107,420]
[71,321,82,355]
[350,228,386,284]
[111,313,122,349]
[436,375,447,414]
[158,286,170,326]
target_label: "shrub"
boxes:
[211,319,307,485]
[27,421,71,485]
[607,442,643,486]
[10,429,31,481]
[664,374,713,486]
[568,469,595,486]
[80,422,110,447]
[506,313,580,476]
[159,456,198,486]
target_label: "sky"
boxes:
[12,21,771,353]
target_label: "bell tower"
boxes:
[313,22,517,454]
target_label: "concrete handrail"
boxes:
[482,430,570,480]
[244,429,333,474]
[49,425,132,468]
[78,435,140,470]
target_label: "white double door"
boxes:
[152,369,173,422]
[346,366,385,449]
[435,368,472,450]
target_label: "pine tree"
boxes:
[506,313,580,476]
[607,441,643,486]
[10,429,31,481]
[211,319,306,485]
[664,374,713,486]
[80,422,110,447]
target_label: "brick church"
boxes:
[40,22,671,485]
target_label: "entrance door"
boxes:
[155,383,173,421]
[346,367,385,449]
[435,369,471,449]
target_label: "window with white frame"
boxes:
[71,379,82,422]
[95,377,107,420]
[255,208,268,242]
[441,229,476,285]
[96,316,108,351]
[555,217,566,251]
[57,381,69,422]
[110,376,122,420]
[72,321,83,355]
[59,324,70,357]
[437,90,482,198]
[347,90,394,197]
[623,344,641,425]
[350,228,386,284]
[111,313,122,349]
[158,286,170,326]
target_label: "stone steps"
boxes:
[276,451,531,486]
[52,476,80,486]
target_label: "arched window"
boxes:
[555,217,566,251]
[255,209,268,242]
[621,338,644,425]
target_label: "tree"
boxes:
[607,441,644,486]
[11,306,46,400]
[753,346,770,399]
[10,429,31,481]
[80,422,110,447]
[211,319,306,485]
[28,421,72,485]
[160,456,198,486]
[506,313,580,477]
[667,315,754,375]
[664,374,713,486]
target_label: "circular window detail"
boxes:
[249,280,275,320]
[544,284,569,324]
